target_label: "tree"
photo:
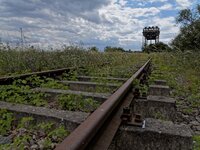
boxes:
[142,42,172,53]
[171,4,200,51]
[104,46,125,52]
[88,46,99,52]
[176,9,193,25]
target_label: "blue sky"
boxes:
[0,0,199,50]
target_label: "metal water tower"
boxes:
[142,26,160,47]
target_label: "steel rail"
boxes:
[56,58,151,150]
[0,67,75,85]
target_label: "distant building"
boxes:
[142,26,160,48]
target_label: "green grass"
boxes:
[0,109,69,149]
[0,47,149,113]
[149,51,200,148]
[58,94,100,112]
[0,74,100,112]
[0,109,13,135]
[150,52,200,111]
[153,111,167,121]
[193,135,200,150]
[0,84,47,107]
[0,46,199,149]
[0,46,149,77]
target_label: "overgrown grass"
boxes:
[193,135,200,150]
[0,75,99,112]
[0,83,48,107]
[150,51,200,115]
[0,109,69,149]
[0,46,149,78]
[58,94,100,112]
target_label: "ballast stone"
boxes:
[0,135,12,144]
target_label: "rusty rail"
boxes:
[56,58,151,150]
[0,67,75,85]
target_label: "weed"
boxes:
[17,117,34,129]
[37,122,54,133]
[58,94,100,112]
[182,108,194,115]
[48,126,69,142]
[0,84,47,107]
[149,52,200,119]
[193,135,200,150]
[0,109,70,149]
[96,86,112,93]
[153,111,166,121]
[40,78,69,90]
[62,70,78,81]
[132,79,148,96]
[12,134,31,149]
[0,109,13,135]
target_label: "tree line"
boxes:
[143,4,200,52]
[172,4,200,51]
[88,46,133,53]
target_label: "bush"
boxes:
[142,42,172,53]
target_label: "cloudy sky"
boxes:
[0,0,199,50]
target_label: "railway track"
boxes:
[0,59,151,149]
[1,58,194,150]
[56,59,152,150]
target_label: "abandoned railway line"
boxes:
[0,58,194,149]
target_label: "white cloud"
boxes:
[97,2,177,48]
[176,0,192,9]
[148,0,167,2]
[159,3,173,10]
[0,0,194,50]
[118,0,128,6]
[130,0,168,5]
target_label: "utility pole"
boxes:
[20,27,24,49]
[0,37,2,49]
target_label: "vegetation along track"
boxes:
[0,57,150,149]
[56,58,151,150]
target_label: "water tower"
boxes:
[142,26,160,47]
